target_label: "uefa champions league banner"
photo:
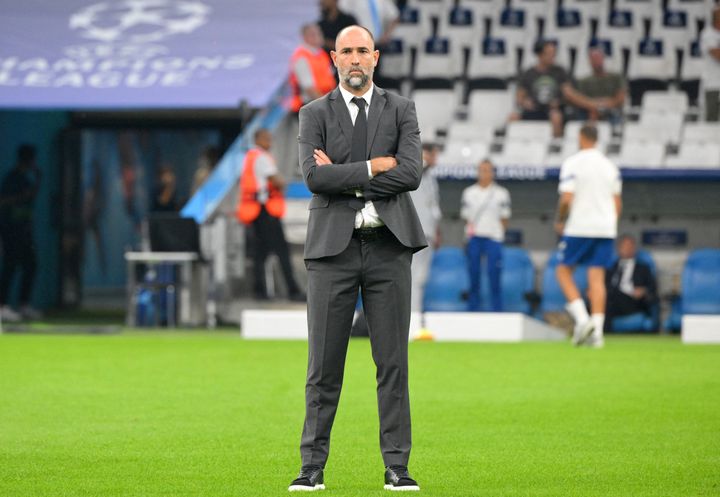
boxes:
[0,0,315,108]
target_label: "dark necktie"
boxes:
[351,97,367,162]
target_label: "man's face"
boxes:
[422,147,438,167]
[478,161,494,185]
[304,25,323,49]
[256,131,272,150]
[539,43,556,65]
[618,238,636,259]
[589,49,604,73]
[331,27,378,91]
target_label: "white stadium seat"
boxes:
[467,89,514,130]
[414,89,458,139]
[446,121,495,144]
[506,121,554,145]
[641,91,689,115]
[619,141,666,167]
[493,140,548,166]
[438,140,490,165]
[664,143,720,168]
[682,123,720,144]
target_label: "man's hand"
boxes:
[554,221,565,236]
[314,149,332,166]
[370,156,397,175]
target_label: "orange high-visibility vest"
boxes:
[236,148,285,225]
[288,45,335,112]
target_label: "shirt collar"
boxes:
[339,83,374,108]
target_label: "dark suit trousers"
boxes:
[301,231,413,468]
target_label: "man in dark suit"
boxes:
[289,25,426,492]
[604,234,657,332]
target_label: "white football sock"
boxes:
[591,314,605,338]
[566,298,590,325]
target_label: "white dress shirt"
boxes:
[337,83,384,228]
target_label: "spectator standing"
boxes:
[555,123,622,348]
[289,23,337,113]
[151,165,180,213]
[0,144,41,321]
[236,129,304,302]
[605,234,657,332]
[701,5,720,121]
[318,0,358,55]
[511,40,591,137]
[409,143,442,312]
[191,145,220,195]
[572,47,627,125]
[461,159,511,312]
[339,0,399,45]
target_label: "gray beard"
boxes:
[344,72,369,90]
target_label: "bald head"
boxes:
[332,25,379,95]
[335,25,375,50]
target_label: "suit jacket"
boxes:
[298,85,428,259]
[606,258,658,304]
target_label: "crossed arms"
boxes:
[298,100,422,201]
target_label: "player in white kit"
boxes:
[555,123,622,347]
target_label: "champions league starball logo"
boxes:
[69,0,210,44]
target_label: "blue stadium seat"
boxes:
[681,249,720,315]
[608,249,660,333]
[423,247,469,312]
[540,250,588,315]
[479,247,535,314]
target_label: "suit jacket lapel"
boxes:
[329,88,354,148]
[367,86,387,153]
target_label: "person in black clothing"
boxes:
[0,144,41,321]
[604,234,658,332]
[318,0,357,55]
[151,165,180,213]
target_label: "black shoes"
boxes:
[288,465,325,492]
[288,465,420,492]
[384,466,420,491]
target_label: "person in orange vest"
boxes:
[236,129,304,301]
[289,23,336,113]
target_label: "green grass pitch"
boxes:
[1,332,718,496]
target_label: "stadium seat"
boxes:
[493,4,541,65]
[655,8,694,53]
[618,140,666,168]
[479,246,536,313]
[446,120,495,144]
[395,3,433,49]
[423,247,470,312]
[413,89,457,139]
[415,36,464,85]
[467,89,514,130]
[545,5,593,72]
[378,38,412,81]
[596,7,644,53]
[607,250,660,333]
[436,3,480,51]
[493,140,547,167]
[506,121,554,144]
[681,122,720,144]
[664,143,720,168]
[540,250,588,315]
[681,249,720,315]
[627,38,675,106]
[641,91,689,115]
[467,35,518,86]
[679,39,702,105]
[637,111,684,144]
[624,114,684,145]
[438,140,489,166]
[667,0,715,25]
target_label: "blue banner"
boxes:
[0,0,315,108]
